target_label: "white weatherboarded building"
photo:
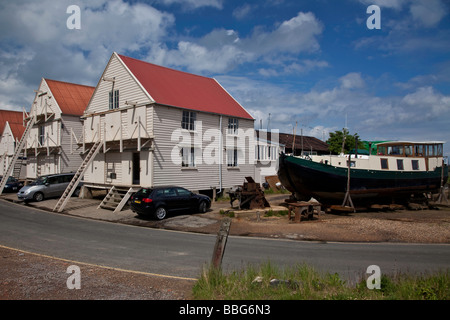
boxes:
[81,52,255,199]
[24,78,94,179]
[0,110,25,178]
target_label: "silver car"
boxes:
[17,173,81,202]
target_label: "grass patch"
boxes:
[219,209,235,218]
[264,209,289,217]
[193,262,449,300]
[264,187,291,195]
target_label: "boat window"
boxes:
[405,145,412,156]
[389,145,403,156]
[377,146,387,155]
[426,144,437,156]
[436,144,443,156]
[380,158,389,170]
[414,145,424,156]
[411,160,419,170]
[397,159,404,170]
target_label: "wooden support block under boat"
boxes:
[287,201,321,222]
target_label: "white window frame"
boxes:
[182,111,196,131]
[227,118,239,135]
[181,146,195,168]
[109,90,119,109]
[227,148,238,167]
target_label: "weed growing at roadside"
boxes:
[193,262,449,300]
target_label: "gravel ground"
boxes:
[0,246,194,300]
[1,193,449,300]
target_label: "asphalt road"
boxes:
[0,200,448,283]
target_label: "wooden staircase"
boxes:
[12,151,25,179]
[0,116,36,194]
[98,186,139,213]
[53,140,103,213]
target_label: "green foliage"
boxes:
[264,209,289,217]
[193,262,449,300]
[326,128,364,154]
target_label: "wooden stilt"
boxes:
[437,158,449,205]
[342,155,356,212]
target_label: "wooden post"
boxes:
[342,155,356,212]
[211,217,231,269]
[437,159,449,204]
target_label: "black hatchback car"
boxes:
[0,176,23,193]
[130,186,211,220]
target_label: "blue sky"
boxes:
[1,0,449,154]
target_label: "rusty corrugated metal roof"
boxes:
[0,110,24,139]
[118,54,254,120]
[45,79,95,116]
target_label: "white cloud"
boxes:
[0,0,175,111]
[217,73,450,146]
[233,4,256,20]
[258,60,329,77]
[155,0,223,10]
[409,0,447,27]
[147,11,324,74]
[245,12,323,55]
[402,86,450,117]
[339,73,365,89]
[358,0,448,27]
[358,0,408,10]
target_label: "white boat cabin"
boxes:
[309,141,446,172]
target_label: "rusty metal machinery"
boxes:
[228,177,270,210]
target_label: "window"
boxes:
[181,146,195,167]
[436,144,443,156]
[227,148,238,167]
[380,158,389,170]
[63,175,74,182]
[164,188,178,197]
[227,118,239,134]
[182,111,196,131]
[38,125,45,145]
[405,145,412,156]
[109,90,119,109]
[411,160,419,170]
[47,176,61,185]
[397,159,404,170]
[377,146,387,155]
[176,188,192,197]
[414,145,424,156]
[388,145,403,155]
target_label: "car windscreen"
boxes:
[29,177,47,185]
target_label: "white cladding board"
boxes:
[152,105,255,191]
[86,54,151,114]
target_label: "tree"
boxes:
[326,128,364,154]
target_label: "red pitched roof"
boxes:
[45,79,95,116]
[118,54,253,120]
[8,122,25,140]
[0,110,24,139]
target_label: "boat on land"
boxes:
[277,141,448,205]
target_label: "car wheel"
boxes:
[154,207,167,220]
[33,192,44,202]
[198,201,208,213]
